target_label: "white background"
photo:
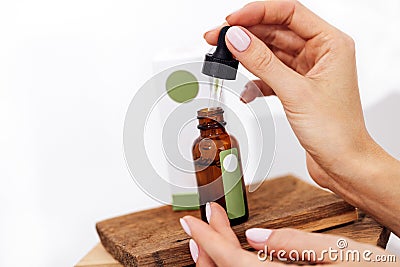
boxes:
[0,1,399,266]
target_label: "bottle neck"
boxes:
[197,107,226,137]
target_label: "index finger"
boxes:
[182,216,275,266]
[182,216,244,266]
[226,1,333,39]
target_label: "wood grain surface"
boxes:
[95,176,358,266]
[77,214,389,267]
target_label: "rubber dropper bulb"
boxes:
[201,26,239,80]
[212,26,234,61]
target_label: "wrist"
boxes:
[325,132,385,203]
[327,133,400,234]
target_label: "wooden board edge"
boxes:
[75,243,122,267]
[378,227,392,249]
[296,210,358,232]
[97,225,140,267]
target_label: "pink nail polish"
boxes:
[180,218,192,236]
[189,239,199,263]
[226,26,251,52]
[205,202,211,223]
[245,228,272,243]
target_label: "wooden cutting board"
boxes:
[96,175,357,267]
[78,214,389,267]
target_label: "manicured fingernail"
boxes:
[240,94,249,104]
[245,228,272,243]
[241,83,261,103]
[226,26,251,52]
[205,202,211,223]
[189,239,199,263]
[240,85,251,103]
[180,218,191,236]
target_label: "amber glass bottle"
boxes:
[192,107,249,225]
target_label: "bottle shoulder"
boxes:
[192,132,239,153]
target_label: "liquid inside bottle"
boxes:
[192,107,249,225]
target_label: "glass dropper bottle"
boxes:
[202,26,239,109]
[193,26,248,226]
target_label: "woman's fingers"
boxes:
[241,80,275,103]
[204,22,229,45]
[247,24,306,56]
[246,228,351,263]
[226,1,332,39]
[205,25,309,73]
[193,203,238,266]
[180,210,288,266]
[206,202,241,246]
[180,215,252,266]
[224,26,308,101]
[193,239,217,267]
[205,24,306,57]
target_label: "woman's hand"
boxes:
[204,0,400,235]
[180,202,396,266]
[205,0,367,191]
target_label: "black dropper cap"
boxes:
[202,26,239,80]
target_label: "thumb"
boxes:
[225,26,306,100]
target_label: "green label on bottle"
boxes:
[219,148,246,219]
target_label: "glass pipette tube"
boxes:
[208,77,224,110]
